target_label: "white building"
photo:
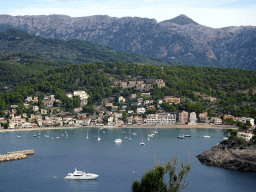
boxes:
[33,106,39,112]
[242,118,255,126]
[118,96,126,103]
[237,132,253,141]
[73,91,89,106]
[137,107,146,114]
[144,113,176,125]
[188,112,197,125]
[115,113,123,118]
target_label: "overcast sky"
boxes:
[1,0,256,28]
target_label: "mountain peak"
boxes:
[161,14,198,25]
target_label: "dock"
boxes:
[7,149,34,155]
[0,149,34,162]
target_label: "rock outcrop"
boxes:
[197,145,256,171]
[0,14,255,70]
[0,153,28,162]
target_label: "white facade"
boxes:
[144,113,176,125]
[242,118,255,126]
[237,132,253,141]
[118,96,126,103]
[188,112,197,125]
[137,107,146,114]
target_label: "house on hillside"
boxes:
[164,96,181,104]
[237,132,253,141]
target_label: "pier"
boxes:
[0,149,34,162]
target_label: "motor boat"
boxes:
[140,135,145,145]
[184,134,191,137]
[203,135,210,138]
[177,135,185,139]
[64,168,99,180]
[114,138,122,143]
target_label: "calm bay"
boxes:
[1,128,256,192]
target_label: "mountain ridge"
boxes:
[0,14,255,70]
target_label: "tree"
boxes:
[132,157,190,192]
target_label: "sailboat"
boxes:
[97,129,101,141]
[129,129,132,141]
[153,128,158,134]
[140,134,145,145]
[132,128,137,136]
[203,129,210,138]
[38,129,41,136]
[86,129,89,139]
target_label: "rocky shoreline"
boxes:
[197,145,256,171]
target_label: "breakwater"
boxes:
[0,150,34,162]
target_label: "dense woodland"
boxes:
[0,61,256,119]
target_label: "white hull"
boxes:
[64,174,99,180]
[114,139,122,143]
[64,168,99,180]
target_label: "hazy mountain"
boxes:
[0,29,172,66]
[0,14,255,70]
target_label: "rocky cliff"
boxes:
[197,145,256,171]
[0,14,255,70]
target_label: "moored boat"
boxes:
[64,168,99,180]
[114,138,122,143]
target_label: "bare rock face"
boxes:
[197,145,256,171]
[0,14,255,70]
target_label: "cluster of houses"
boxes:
[0,78,255,142]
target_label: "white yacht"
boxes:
[64,168,99,180]
[114,138,122,143]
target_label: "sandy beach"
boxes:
[0,123,238,133]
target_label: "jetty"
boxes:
[0,150,34,162]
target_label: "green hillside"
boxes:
[0,62,256,118]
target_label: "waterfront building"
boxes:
[188,112,197,125]
[144,113,176,125]
[199,112,208,122]
[214,118,222,125]
[134,116,144,125]
[179,111,188,124]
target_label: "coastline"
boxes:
[0,124,237,133]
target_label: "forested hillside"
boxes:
[0,62,256,118]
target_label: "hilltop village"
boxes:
[0,78,255,135]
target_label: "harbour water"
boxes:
[1,128,256,192]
